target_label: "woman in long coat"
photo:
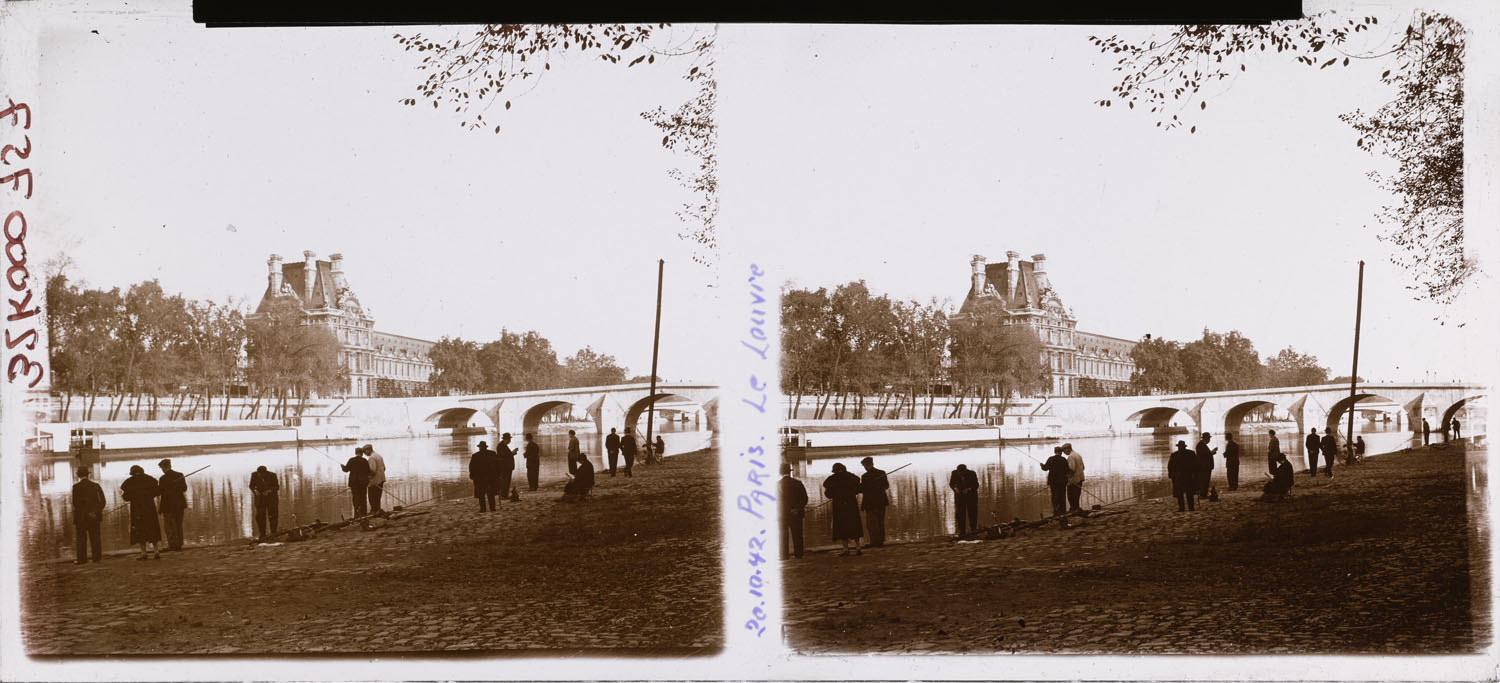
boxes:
[120,464,162,560]
[822,462,864,556]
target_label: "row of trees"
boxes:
[427,330,633,395]
[781,281,1046,420]
[1128,329,1342,395]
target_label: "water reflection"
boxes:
[21,424,710,561]
[797,421,1432,544]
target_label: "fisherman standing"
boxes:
[1168,440,1199,512]
[249,465,280,540]
[1306,428,1322,476]
[858,456,889,548]
[496,433,517,501]
[823,463,863,556]
[1195,433,1217,498]
[523,433,541,491]
[364,444,387,514]
[156,458,188,551]
[1223,433,1241,491]
[340,447,371,518]
[469,441,499,512]
[1320,430,1338,478]
[566,429,583,476]
[620,430,638,478]
[779,463,808,559]
[72,466,106,564]
[121,465,163,560]
[949,464,980,537]
[1040,447,1071,518]
[605,427,621,477]
[1266,429,1282,477]
[1064,443,1085,513]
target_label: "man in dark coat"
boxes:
[620,430,638,477]
[949,464,980,537]
[563,455,595,501]
[1259,452,1295,501]
[120,465,162,560]
[1453,418,1462,439]
[72,466,106,564]
[654,435,667,462]
[1266,429,1282,477]
[779,463,808,559]
[341,448,371,518]
[1195,433,1217,498]
[1305,428,1322,477]
[566,429,583,475]
[1040,447,1071,518]
[1320,430,1338,478]
[523,433,542,491]
[1222,433,1241,491]
[1167,440,1198,511]
[823,463,863,556]
[858,456,889,548]
[469,441,499,512]
[1422,418,1431,445]
[249,465,280,540]
[156,458,188,551]
[605,427,621,476]
[496,433,517,501]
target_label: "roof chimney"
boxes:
[1032,253,1050,292]
[329,252,347,290]
[303,250,317,305]
[970,254,987,297]
[1005,250,1020,300]
[267,254,283,292]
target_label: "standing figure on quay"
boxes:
[1320,430,1338,478]
[1064,444,1086,513]
[949,464,980,537]
[1266,429,1282,477]
[1305,428,1322,477]
[1195,433,1217,499]
[858,457,889,548]
[1222,433,1241,491]
[779,463,808,560]
[1041,447,1071,518]
[1422,418,1431,445]
[566,429,583,475]
[120,465,163,560]
[71,466,106,564]
[523,433,541,491]
[497,433,517,502]
[469,441,500,512]
[620,429,638,477]
[1167,440,1199,512]
[341,447,371,518]
[156,459,188,551]
[823,463,864,557]
[249,465,280,540]
[654,435,667,463]
[605,427,621,477]
[365,445,387,514]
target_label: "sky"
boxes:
[719,18,1496,384]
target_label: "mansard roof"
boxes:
[962,260,1047,313]
[255,260,337,315]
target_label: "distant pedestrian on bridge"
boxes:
[823,463,863,556]
[157,459,188,551]
[605,428,621,476]
[1223,434,1240,491]
[364,445,387,514]
[779,463,808,559]
[949,464,980,536]
[72,466,105,564]
[341,448,371,518]
[249,465,280,540]
[1305,428,1322,477]
[120,465,162,560]
[1064,443,1085,513]
[1266,429,1282,477]
[1168,441,1198,511]
[524,433,541,491]
[566,429,583,476]
[620,430,638,477]
[469,441,499,512]
[859,457,889,548]
[1320,430,1338,478]
[497,433,517,501]
[1041,447,1071,518]
[1195,433,1217,498]
[1422,418,1431,445]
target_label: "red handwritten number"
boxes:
[0,99,31,129]
[0,169,31,199]
[1,136,29,165]
[8,354,42,387]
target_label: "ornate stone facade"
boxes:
[959,251,1136,397]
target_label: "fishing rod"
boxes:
[109,464,213,513]
[809,462,912,510]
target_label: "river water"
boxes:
[797,421,1458,546]
[21,423,711,561]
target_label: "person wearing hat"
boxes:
[496,433,517,503]
[822,463,863,556]
[157,459,188,551]
[71,466,106,564]
[949,464,980,537]
[605,427,621,477]
[364,444,387,514]
[340,447,371,518]
[1319,429,1338,478]
[1195,433,1218,499]
[1223,433,1241,491]
[1063,443,1086,513]
[249,465,280,540]
[120,464,163,559]
[1259,451,1295,502]
[1305,428,1322,477]
[1167,440,1199,512]
[619,428,638,477]
[858,456,889,548]
[1040,447,1071,518]
[778,463,808,559]
[523,433,542,491]
[469,441,500,512]
[1266,429,1282,478]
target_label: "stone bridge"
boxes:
[1044,383,1486,437]
[330,382,720,439]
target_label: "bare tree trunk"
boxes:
[61,392,72,422]
[85,393,97,421]
[790,391,803,420]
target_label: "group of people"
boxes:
[469,429,665,507]
[1039,443,1088,518]
[338,444,388,518]
[602,427,664,477]
[71,458,188,563]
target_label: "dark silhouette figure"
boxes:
[620,431,638,477]
[1041,447,1071,517]
[1259,452,1295,502]
[71,466,106,564]
[949,464,980,536]
[496,433,516,502]
[1305,428,1322,477]
[779,463,808,559]
[1422,418,1431,445]
[1167,441,1198,511]
[523,433,541,491]
[564,456,595,502]
[1266,429,1282,477]
[823,463,863,556]
[1195,433,1217,498]
[340,449,371,518]
[605,428,621,476]
[156,458,188,551]
[1320,431,1338,478]
[1452,418,1462,439]
[1064,443,1085,513]
[468,441,500,512]
[567,429,583,475]
[858,456,889,548]
[654,435,666,461]
[1223,434,1241,491]
[249,465,280,540]
[120,465,162,560]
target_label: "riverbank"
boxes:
[783,440,1488,654]
[20,450,722,655]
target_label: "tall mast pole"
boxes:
[646,259,664,461]
[1346,260,1364,459]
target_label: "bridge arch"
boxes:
[1439,393,1486,432]
[1223,400,1279,435]
[1323,392,1402,434]
[1124,406,1197,432]
[522,400,583,436]
[623,392,712,433]
[422,407,494,431]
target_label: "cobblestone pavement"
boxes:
[784,441,1488,654]
[21,450,722,655]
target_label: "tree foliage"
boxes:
[1131,331,1333,394]
[1092,11,1471,302]
[426,329,627,394]
[1264,346,1331,387]
[563,346,628,387]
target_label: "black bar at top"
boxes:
[194,1,1304,28]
